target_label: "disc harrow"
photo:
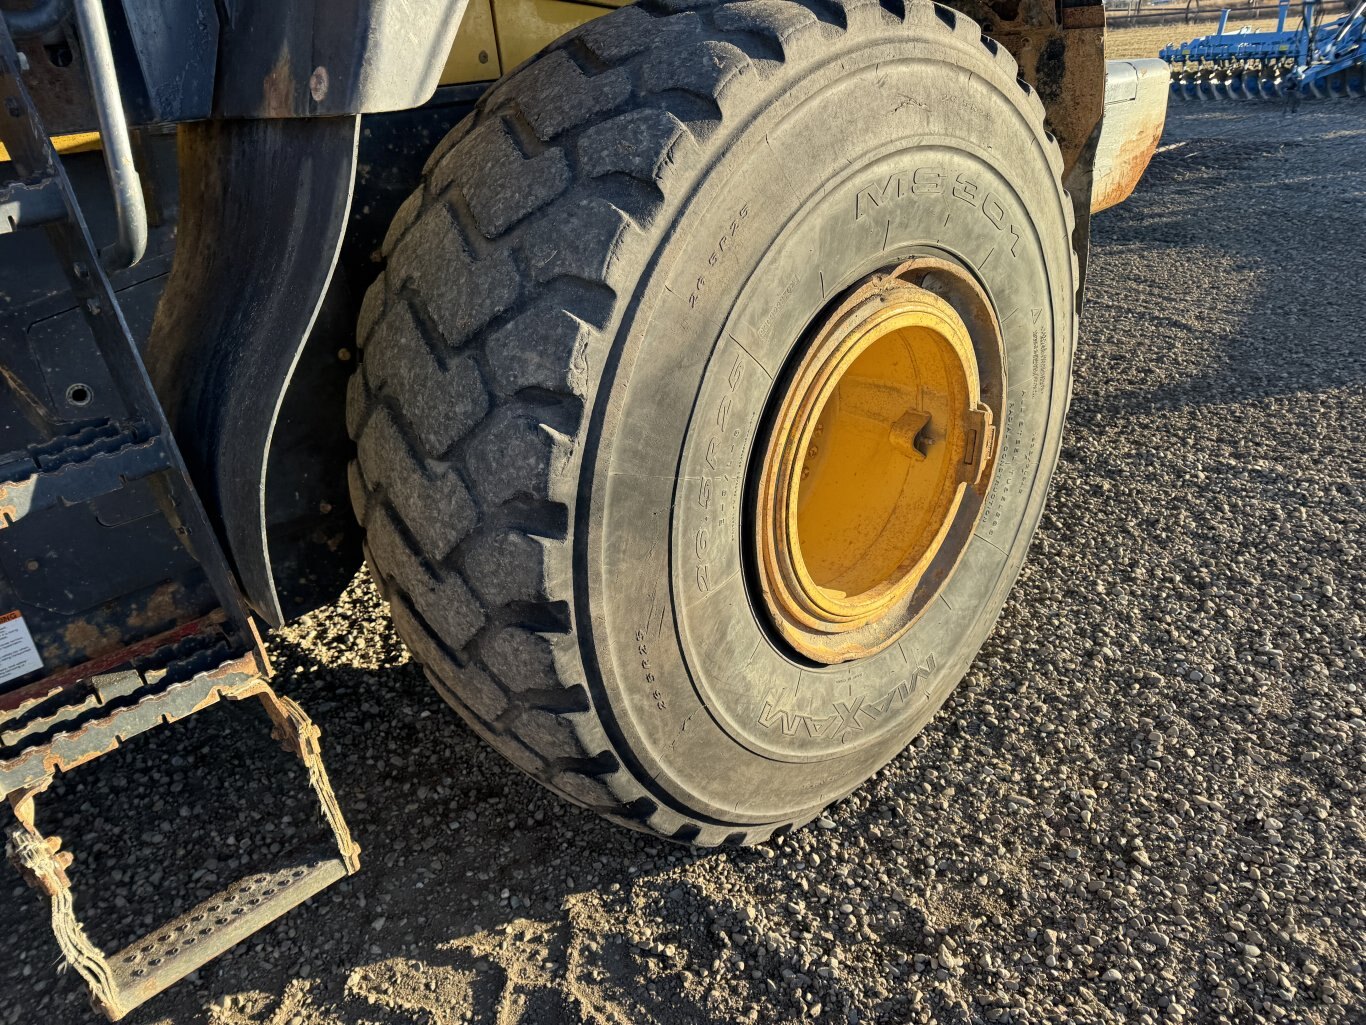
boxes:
[1161,1,1366,100]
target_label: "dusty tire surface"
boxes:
[350,0,1077,843]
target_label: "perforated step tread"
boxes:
[108,848,348,1011]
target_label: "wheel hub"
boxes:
[754,261,1003,664]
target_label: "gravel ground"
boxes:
[2,103,1363,1025]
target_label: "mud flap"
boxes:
[144,115,361,628]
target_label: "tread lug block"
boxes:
[356,272,390,348]
[347,461,370,527]
[713,1,822,47]
[484,305,598,398]
[421,115,478,180]
[385,206,523,347]
[461,528,552,608]
[357,407,478,556]
[458,122,571,237]
[463,408,573,508]
[382,190,427,257]
[579,5,701,61]
[363,306,491,454]
[511,706,593,762]
[367,506,486,650]
[431,660,509,723]
[476,625,560,693]
[551,766,621,810]
[577,108,696,187]
[638,40,756,109]
[519,197,643,282]
[504,51,634,142]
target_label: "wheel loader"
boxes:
[0,0,1168,1017]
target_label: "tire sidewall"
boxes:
[579,31,1074,827]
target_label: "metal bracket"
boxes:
[960,404,996,487]
[0,173,65,232]
[4,673,359,1022]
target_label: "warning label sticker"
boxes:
[0,610,43,685]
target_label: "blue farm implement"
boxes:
[1161,0,1366,99]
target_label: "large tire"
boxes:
[349,0,1077,844]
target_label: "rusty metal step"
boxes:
[3,665,360,1021]
[0,420,170,531]
[0,637,248,793]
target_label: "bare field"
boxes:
[1106,17,1285,60]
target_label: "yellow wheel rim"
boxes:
[755,265,1000,664]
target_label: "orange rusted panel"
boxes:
[1093,59,1171,214]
